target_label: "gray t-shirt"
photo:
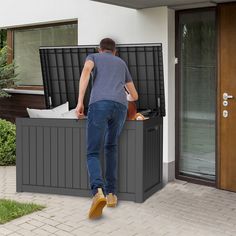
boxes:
[85,51,132,108]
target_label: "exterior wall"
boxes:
[166,9,176,182]
[0,93,45,123]
[0,0,175,182]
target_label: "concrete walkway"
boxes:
[0,166,236,236]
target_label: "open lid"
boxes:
[39,44,165,117]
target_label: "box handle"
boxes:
[147,126,159,132]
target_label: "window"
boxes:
[13,22,78,86]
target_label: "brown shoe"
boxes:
[88,188,107,219]
[106,193,117,207]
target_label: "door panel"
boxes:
[219,3,236,191]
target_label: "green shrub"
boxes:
[0,46,18,98]
[0,119,16,166]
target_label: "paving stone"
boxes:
[25,219,45,227]
[56,223,75,232]
[54,229,75,236]
[17,228,37,236]
[32,228,51,236]
[8,233,22,236]
[0,227,13,235]
[18,222,37,231]
[40,224,58,233]
[3,223,22,233]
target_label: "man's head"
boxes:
[99,38,116,54]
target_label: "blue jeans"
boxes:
[86,100,127,196]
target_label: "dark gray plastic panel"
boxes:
[16,117,163,203]
[39,44,165,117]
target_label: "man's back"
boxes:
[86,51,132,108]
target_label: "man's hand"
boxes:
[76,103,85,119]
[125,82,138,101]
[125,90,136,102]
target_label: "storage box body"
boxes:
[16,116,163,203]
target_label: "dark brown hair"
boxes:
[99,38,116,51]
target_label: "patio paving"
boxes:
[0,166,236,236]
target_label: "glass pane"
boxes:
[179,10,216,180]
[14,23,78,85]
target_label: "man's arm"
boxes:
[76,60,94,118]
[124,63,138,101]
[125,82,139,101]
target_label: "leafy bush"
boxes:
[0,46,18,98]
[0,29,7,49]
[0,119,16,166]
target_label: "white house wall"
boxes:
[166,8,175,181]
[0,0,175,182]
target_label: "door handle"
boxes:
[223,93,234,100]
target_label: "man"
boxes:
[76,38,138,219]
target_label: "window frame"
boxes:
[7,20,78,90]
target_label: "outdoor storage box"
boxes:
[16,44,165,203]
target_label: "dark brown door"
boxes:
[219,3,236,192]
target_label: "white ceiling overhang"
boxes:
[91,0,235,9]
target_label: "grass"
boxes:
[0,198,46,224]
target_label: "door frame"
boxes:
[175,6,219,187]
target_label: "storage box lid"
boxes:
[39,44,165,117]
